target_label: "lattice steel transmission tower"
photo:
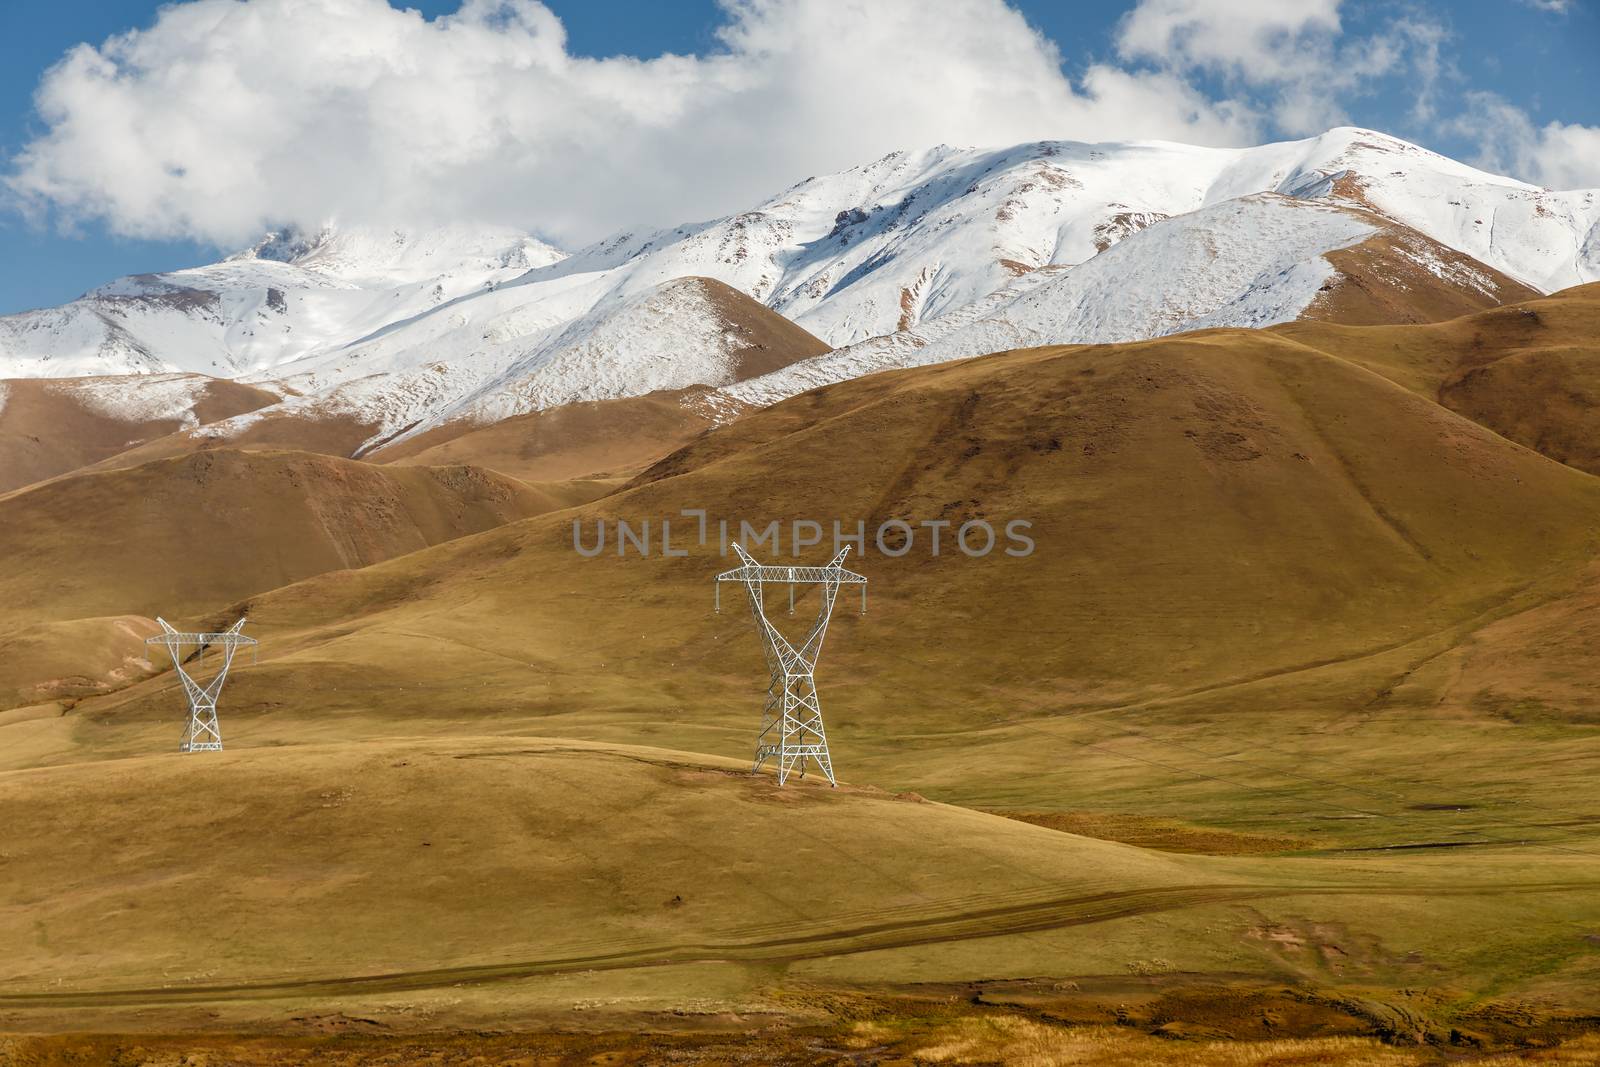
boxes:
[147,617,258,753]
[715,544,867,786]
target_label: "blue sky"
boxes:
[1,0,1596,315]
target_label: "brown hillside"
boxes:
[57,320,1600,817]
[0,449,598,642]
[9,298,1600,1032]
[0,615,163,714]
[1277,282,1600,474]
[0,374,278,492]
[1309,227,1538,326]
[370,386,750,482]
[690,275,832,379]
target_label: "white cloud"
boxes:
[1115,0,1450,136]
[3,0,1260,249]
[1531,123,1600,189]
[1117,0,1343,83]
[9,0,1588,249]
[1453,92,1600,190]
[1392,15,1448,123]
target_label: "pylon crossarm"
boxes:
[716,565,866,584]
[145,633,259,648]
[718,540,866,585]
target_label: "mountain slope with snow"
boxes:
[721,192,1540,406]
[182,277,827,455]
[0,225,564,379]
[508,126,1595,351]
[1,127,1594,456]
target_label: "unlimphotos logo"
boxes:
[572,510,1034,559]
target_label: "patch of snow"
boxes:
[48,374,213,427]
[679,388,748,425]
[1386,237,1500,298]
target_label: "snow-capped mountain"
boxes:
[512,125,1594,352]
[2,127,1596,456]
[721,189,1535,406]
[0,225,564,379]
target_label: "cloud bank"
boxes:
[5,0,1597,251]
[5,0,1254,248]
[1454,92,1600,193]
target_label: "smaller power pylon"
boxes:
[715,544,867,786]
[147,617,258,753]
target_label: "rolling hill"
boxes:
[0,447,599,632]
[2,735,1597,1054]
[38,289,1600,826]
[1276,281,1600,475]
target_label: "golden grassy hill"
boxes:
[2,735,1596,1047]
[43,297,1600,855]
[0,738,1212,995]
[368,386,750,483]
[0,449,604,660]
[0,615,164,713]
[7,288,1600,1050]
[1277,282,1600,474]
[0,374,278,493]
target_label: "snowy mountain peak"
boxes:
[231,225,332,266]
[0,222,570,380]
[229,222,566,286]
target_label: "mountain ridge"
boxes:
[2,126,1595,477]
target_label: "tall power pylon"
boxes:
[147,617,258,753]
[715,544,866,786]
